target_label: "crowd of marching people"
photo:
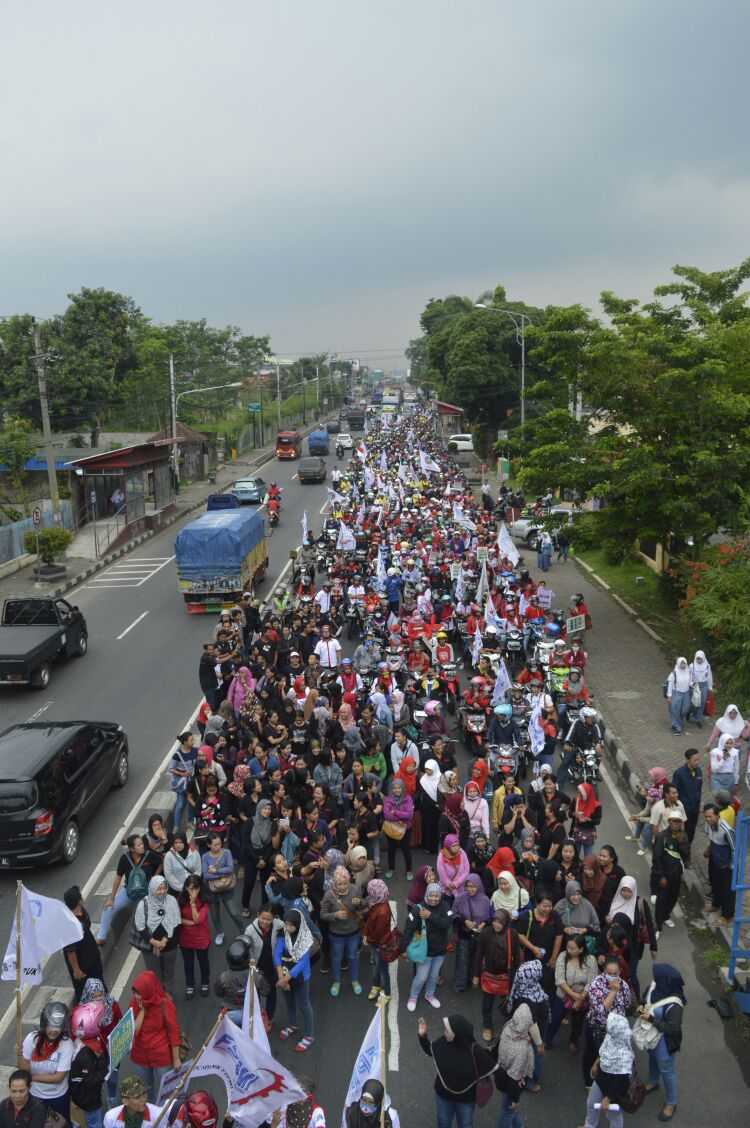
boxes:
[11,402,739,1128]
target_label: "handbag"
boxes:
[161,1000,191,1063]
[480,932,513,997]
[406,908,428,964]
[379,907,403,963]
[129,902,152,953]
[208,851,237,893]
[632,996,684,1052]
[573,826,596,847]
[470,1045,494,1110]
[690,683,702,708]
[620,1066,646,1114]
[383,819,407,840]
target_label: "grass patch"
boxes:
[571,547,701,658]
[702,943,728,969]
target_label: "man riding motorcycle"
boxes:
[559,705,602,785]
[352,632,381,674]
[487,702,524,748]
[556,667,590,730]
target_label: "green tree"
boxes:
[0,418,37,520]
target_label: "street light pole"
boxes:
[32,318,60,519]
[172,379,242,486]
[169,352,178,488]
[474,304,529,430]
[276,363,282,430]
[316,365,320,414]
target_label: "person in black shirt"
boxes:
[63,887,104,1001]
[96,835,161,944]
[0,1071,45,1128]
[597,845,626,923]
[517,894,563,992]
[199,643,219,710]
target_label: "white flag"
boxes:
[301,511,308,542]
[419,449,441,474]
[397,462,407,482]
[327,486,345,506]
[376,550,387,587]
[475,560,488,605]
[336,522,357,551]
[355,503,365,527]
[471,623,483,666]
[2,887,83,986]
[355,442,368,462]
[491,659,512,706]
[453,504,477,533]
[241,974,271,1056]
[484,595,505,632]
[497,523,520,567]
[380,450,388,474]
[341,1010,384,1126]
[528,700,546,756]
[191,1015,305,1128]
[455,565,466,602]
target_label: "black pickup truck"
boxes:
[0,598,88,689]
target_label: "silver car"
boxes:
[510,506,572,549]
[233,476,266,504]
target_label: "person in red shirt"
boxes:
[432,630,455,666]
[177,876,211,999]
[407,639,429,675]
[562,640,587,671]
[517,661,544,688]
[128,972,181,1101]
[462,676,491,711]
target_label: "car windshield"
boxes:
[277,436,296,446]
[238,480,258,488]
[0,781,37,813]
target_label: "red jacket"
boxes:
[363,900,392,947]
[129,996,180,1067]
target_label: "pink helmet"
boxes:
[70,1001,104,1039]
[424,700,442,716]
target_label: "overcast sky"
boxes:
[2,0,748,370]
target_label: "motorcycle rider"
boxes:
[267,494,281,524]
[337,657,363,699]
[462,675,491,713]
[353,632,381,674]
[267,482,281,503]
[556,667,591,731]
[177,1092,219,1128]
[517,659,544,689]
[562,638,587,671]
[522,594,547,652]
[487,702,523,748]
[559,705,602,785]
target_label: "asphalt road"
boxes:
[0,456,747,1121]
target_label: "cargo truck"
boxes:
[174,509,269,613]
[307,428,330,455]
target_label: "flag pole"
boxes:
[379,994,387,1128]
[149,1008,226,1128]
[248,962,256,1040]
[15,881,22,1066]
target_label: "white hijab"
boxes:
[420,758,440,802]
[608,875,637,924]
[690,650,710,683]
[671,657,691,693]
[717,704,745,739]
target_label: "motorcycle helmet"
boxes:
[41,1001,69,1032]
[545,622,561,637]
[387,567,397,577]
[441,594,452,603]
[182,1092,219,1128]
[424,700,442,716]
[571,593,584,604]
[485,625,497,636]
[436,630,448,640]
[226,937,251,970]
[494,703,512,717]
[470,676,487,689]
[554,639,566,651]
[342,657,353,667]
[70,1002,104,1039]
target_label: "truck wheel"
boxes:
[113,750,129,788]
[75,633,88,657]
[32,663,51,689]
[61,819,80,864]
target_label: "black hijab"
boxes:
[430,1015,495,1095]
[345,1080,393,1128]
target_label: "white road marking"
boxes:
[25,700,54,722]
[291,474,298,480]
[110,943,141,1003]
[387,899,400,1070]
[90,556,175,588]
[116,611,149,639]
[0,697,202,1044]
[265,544,302,601]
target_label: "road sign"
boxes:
[32,507,42,526]
[566,613,587,634]
[248,403,261,413]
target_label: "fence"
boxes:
[0,501,74,565]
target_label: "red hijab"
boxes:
[487,846,516,881]
[396,756,418,795]
[131,970,167,1007]
[471,759,489,793]
[576,783,601,820]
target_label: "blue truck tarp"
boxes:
[174,510,265,581]
[307,429,329,454]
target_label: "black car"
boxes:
[325,420,341,434]
[298,457,327,483]
[0,721,129,867]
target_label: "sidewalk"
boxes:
[0,416,333,601]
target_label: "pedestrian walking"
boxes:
[275,908,316,1053]
[687,650,712,726]
[472,909,521,1043]
[62,887,105,1002]
[665,658,691,734]
[580,1012,634,1128]
[703,802,736,925]
[97,835,161,946]
[650,816,690,936]
[641,963,686,1123]
[496,1002,536,1128]
[401,882,453,1011]
[320,866,363,997]
[418,1013,495,1128]
[78,980,122,1110]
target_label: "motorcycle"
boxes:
[336,444,343,459]
[439,660,459,715]
[385,644,406,677]
[568,747,601,786]
[459,706,488,753]
[504,628,525,674]
[268,509,279,529]
[487,741,519,780]
[345,603,362,640]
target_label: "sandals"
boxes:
[295,1036,314,1053]
[279,1026,299,1041]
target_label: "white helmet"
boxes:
[485,625,497,635]
[387,567,397,577]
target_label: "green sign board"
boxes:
[248,403,261,413]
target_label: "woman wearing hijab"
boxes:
[665,657,691,735]
[320,866,364,998]
[581,852,605,910]
[705,701,750,751]
[418,1013,495,1127]
[226,763,252,859]
[491,871,529,922]
[596,846,625,923]
[274,909,316,1053]
[507,960,550,1092]
[451,873,491,992]
[467,830,495,896]
[241,797,280,915]
[708,732,740,796]
[407,865,437,908]
[127,971,181,1101]
[462,782,490,838]
[362,879,394,1001]
[640,963,686,1122]
[401,883,453,1010]
[132,876,181,994]
[606,876,657,1002]
[496,1002,535,1127]
[437,835,470,899]
[383,776,414,880]
[227,665,255,716]
[345,1078,400,1128]
[687,650,712,726]
[163,831,202,895]
[554,880,600,944]
[581,1012,634,1128]
[570,783,602,858]
[472,909,521,1043]
[394,755,419,796]
[439,792,471,849]
[80,978,123,1108]
[418,760,442,854]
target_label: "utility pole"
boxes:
[32,318,60,519]
[169,352,178,491]
[276,363,281,430]
[316,364,320,414]
[301,361,306,425]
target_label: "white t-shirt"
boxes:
[314,637,342,668]
[22,1032,74,1098]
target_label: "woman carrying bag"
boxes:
[418,1013,495,1128]
[451,874,490,993]
[131,877,181,995]
[637,963,685,1123]
[472,909,520,1043]
[400,883,453,1012]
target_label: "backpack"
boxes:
[124,855,149,901]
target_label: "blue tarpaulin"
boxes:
[174,510,265,580]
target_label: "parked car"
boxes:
[448,434,474,452]
[233,476,266,504]
[510,506,572,549]
[337,432,354,450]
[326,420,341,434]
[298,457,327,483]
[0,720,129,866]
[0,598,88,690]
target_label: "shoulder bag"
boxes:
[383,819,407,840]
[208,850,237,893]
[161,999,192,1063]
[619,1066,646,1114]
[405,906,428,964]
[379,907,403,964]
[631,996,684,1052]
[129,902,152,953]
[470,1044,494,1109]
[481,933,513,997]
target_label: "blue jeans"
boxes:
[130,1063,170,1104]
[498,1093,524,1128]
[173,790,188,829]
[371,948,390,991]
[283,974,314,1037]
[97,886,133,941]
[668,690,690,732]
[435,1093,475,1128]
[633,820,653,848]
[410,953,444,999]
[84,1110,102,1128]
[331,931,361,983]
[648,1040,678,1105]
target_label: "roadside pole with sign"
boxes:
[32,507,42,563]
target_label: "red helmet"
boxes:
[470,676,487,689]
[69,1001,104,1039]
[182,1092,219,1128]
